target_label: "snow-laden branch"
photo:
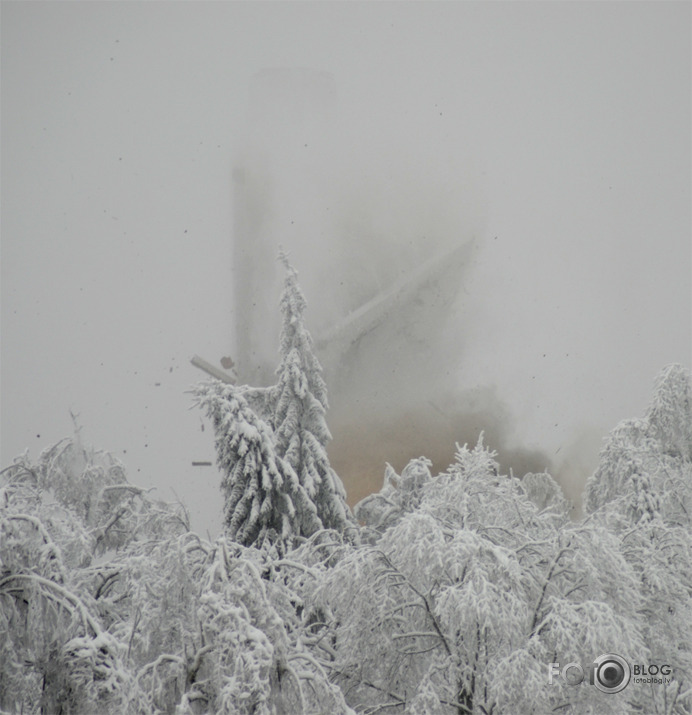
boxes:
[373,549,452,657]
[273,558,318,575]
[0,573,101,637]
[136,653,185,680]
[529,543,572,636]
[3,513,67,581]
[391,631,442,640]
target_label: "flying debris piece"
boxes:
[190,355,236,384]
[220,356,235,370]
[192,461,212,467]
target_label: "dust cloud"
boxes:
[231,68,590,511]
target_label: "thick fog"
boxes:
[2,2,690,530]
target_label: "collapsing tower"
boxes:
[231,67,473,391]
[225,68,484,504]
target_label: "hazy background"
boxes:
[2,2,690,532]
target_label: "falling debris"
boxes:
[190,355,235,384]
[191,461,212,467]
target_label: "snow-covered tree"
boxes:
[647,363,692,462]
[355,457,432,539]
[584,364,692,524]
[583,364,692,714]
[320,438,649,714]
[0,436,195,714]
[272,254,353,533]
[175,535,354,715]
[194,381,322,546]
[520,470,571,517]
[5,347,691,715]
[1,434,355,714]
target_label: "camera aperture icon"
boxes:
[590,653,631,693]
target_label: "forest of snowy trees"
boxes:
[1,261,690,714]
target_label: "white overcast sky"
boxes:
[2,1,690,532]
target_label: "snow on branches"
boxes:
[582,364,692,714]
[3,287,691,715]
[0,438,181,713]
[193,381,321,546]
[584,363,692,524]
[0,437,351,714]
[273,253,353,533]
[193,253,353,548]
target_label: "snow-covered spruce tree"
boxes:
[272,254,353,533]
[194,381,322,546]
